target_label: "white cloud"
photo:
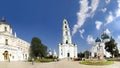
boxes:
[72,0,89,35]
[118,35,120,40]
[101,8,107,13]
[105,0,111,4]
[95,21,102,30]
[105,0,120,25]
[72,0,100,36]
[116,0,120,17]
[104,29,111,36]
[116,35,120,53]
[116,9,120,17]
[86,35,95,45]
[90,0,100,17]
[79,29,85,39]
[118,0,120,7]
[105,12,114,25]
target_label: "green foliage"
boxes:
[30,37,47,59]
[38,59,54,62]
[84,50,90,59]
[27,57,54,62]
[27,57,32,62]
[78,52,84,58]
[107,58,120,61]
[105,37,119,57]
[32,58,54,62]
[78,51,91,59]
[80,60,114,65]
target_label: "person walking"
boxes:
[32,58,34,65]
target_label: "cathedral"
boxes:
[0,17,30,61]
[91,31,111,58]
[58,19,77,59]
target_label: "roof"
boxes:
[0,17,9,25]
[101,33,109,39]
[95,37,101,42]
[0,17,12,28]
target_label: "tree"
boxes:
[105,37,119,58]
[30,37,47,59]
[78,52,84,58]
[39,44,47,57]
[84,50,90,59]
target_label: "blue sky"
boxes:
[0,0,120,53]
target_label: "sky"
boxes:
[0,0,120,53]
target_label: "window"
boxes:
[23,54,24,59]
[5,27,7,31]
[65,26,67,28]
[66,31,68,35]
[25,54,27,59]
[61,53,62,55]
[64,21,66,24]
[12,56,14,59]
[5,39,8,45]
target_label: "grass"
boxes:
[35,58,54,62]
[28,58,54,63]
[80,60,114,65]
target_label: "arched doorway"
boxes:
[3,51,9,61]
[67,53,70,57]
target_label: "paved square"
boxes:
[0,60,120,68]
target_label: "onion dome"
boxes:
[101,33,109,39]
[95,37,101,42]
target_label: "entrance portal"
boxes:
[67,53,70,57]
[3,51,9,60]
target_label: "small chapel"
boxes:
[58,19,77,59]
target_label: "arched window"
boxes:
[66,31,68,35]
[5,27,7,31]
[64,21,66,24]
[61,53,62,55]
[66,40,68,44]
[5,39,8,45]
[65,26,67,28]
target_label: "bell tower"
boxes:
[0,17,13,35]
[62,19,72,44]
[58,19,77,59]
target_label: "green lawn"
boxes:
[80,60,114,65]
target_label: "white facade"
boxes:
[0,17,30,61]
[91,33,111,58]
[58,19,77,59]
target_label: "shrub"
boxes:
[28,57,32,62]
[107,58,120,61]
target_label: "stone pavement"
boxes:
[0,59,120,68]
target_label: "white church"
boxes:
[91,31,111,58]
[0,17,30,61]
[58,19,77,59]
